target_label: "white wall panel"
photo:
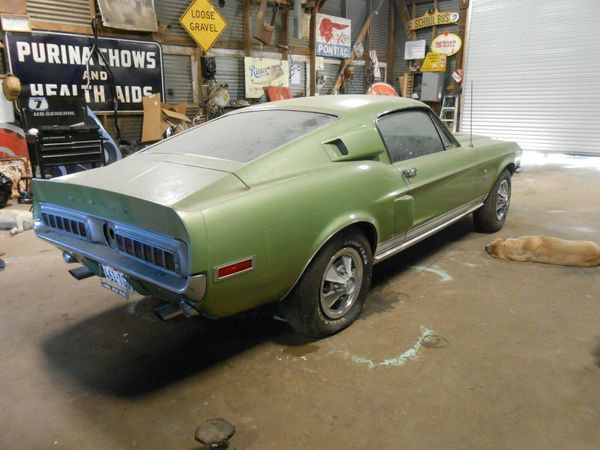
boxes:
[461,0,600,154]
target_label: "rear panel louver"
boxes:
[115,234,177,273]
[42,212,87,238]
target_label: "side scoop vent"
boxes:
[322,125,385,162]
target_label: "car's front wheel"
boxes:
[473,169,512,232]
[280,229,373,338]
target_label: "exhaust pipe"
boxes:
[154,300,200,321]
[154,303,183,321]
[63,252,77,264]
[180,299,200,318]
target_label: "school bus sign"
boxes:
[179,0,228,52]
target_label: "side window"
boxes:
[377,110,446,163]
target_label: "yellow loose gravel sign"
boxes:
[179,0,228,52]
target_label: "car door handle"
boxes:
[402,168,418,179]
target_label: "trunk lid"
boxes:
[46,152,247,208]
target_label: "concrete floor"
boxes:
[1,154,599,449]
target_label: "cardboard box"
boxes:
[141,93,191,143]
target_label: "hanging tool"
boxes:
[254,0,280,45]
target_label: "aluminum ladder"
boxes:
[439,95,458,132]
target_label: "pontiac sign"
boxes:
[406,8,459,31]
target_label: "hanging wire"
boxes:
[84,14,122,142]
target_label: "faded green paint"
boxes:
[33,96,521,318]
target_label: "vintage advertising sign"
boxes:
[97,0,158,32]
[4,31,164,112]
[431,32,462,56]
[421,52,447,72]
[180,0,228,52]
[406,8,459,31]
[244,57,289,99]
[316,14,351,59]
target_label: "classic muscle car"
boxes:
[33,96,521,337]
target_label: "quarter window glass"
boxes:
[378,110,445,163]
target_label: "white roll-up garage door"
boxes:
[460,0,600,154]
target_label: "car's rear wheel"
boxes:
[473,169,512,233]
[280,229,373,338]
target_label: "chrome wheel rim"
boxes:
[496,179,510,221]
[320,247,364,319]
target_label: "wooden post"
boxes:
[393,0,415,40]
[455,0,468,70]
[244,0,252,56]
[309,5,317,95]
[386,0,395,85]
[432,0,438,40]
[282,6,289,60]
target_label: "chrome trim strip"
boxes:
[213,255,256,282]
[374,200,484,263]
[405,196,485,242]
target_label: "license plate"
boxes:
[101,264,133,300]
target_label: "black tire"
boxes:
[473,170,512,233]
[280,229,373,338]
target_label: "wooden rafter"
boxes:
[393,0,416,40]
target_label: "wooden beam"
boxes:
[244,0,252,56]
[455,0,468,69]
[363,0,373,93]
[309,5,317,95]
[393,0,415,40]
[332,0,386,93]
[386,0,395,85]
[282,6,289,59]
[29,20,92,35]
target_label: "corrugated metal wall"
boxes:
[349,1,369,43]
[214,56,245,102]
[163,53,198,117]
[370,0,390,56]
[26,0,92,26]
[104,115,143,144]
[345,65,366,94]
[320,0,343,16]
[289,60,307,96]
[461,0,600,154]
[154,0,189,38]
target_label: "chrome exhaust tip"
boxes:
[180,299,201,318]
[154,302,183,321]
[62,252,77,264]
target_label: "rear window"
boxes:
[145,110,337,163]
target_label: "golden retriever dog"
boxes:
[485,236,600,267]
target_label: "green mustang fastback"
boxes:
[33,95,521,337]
